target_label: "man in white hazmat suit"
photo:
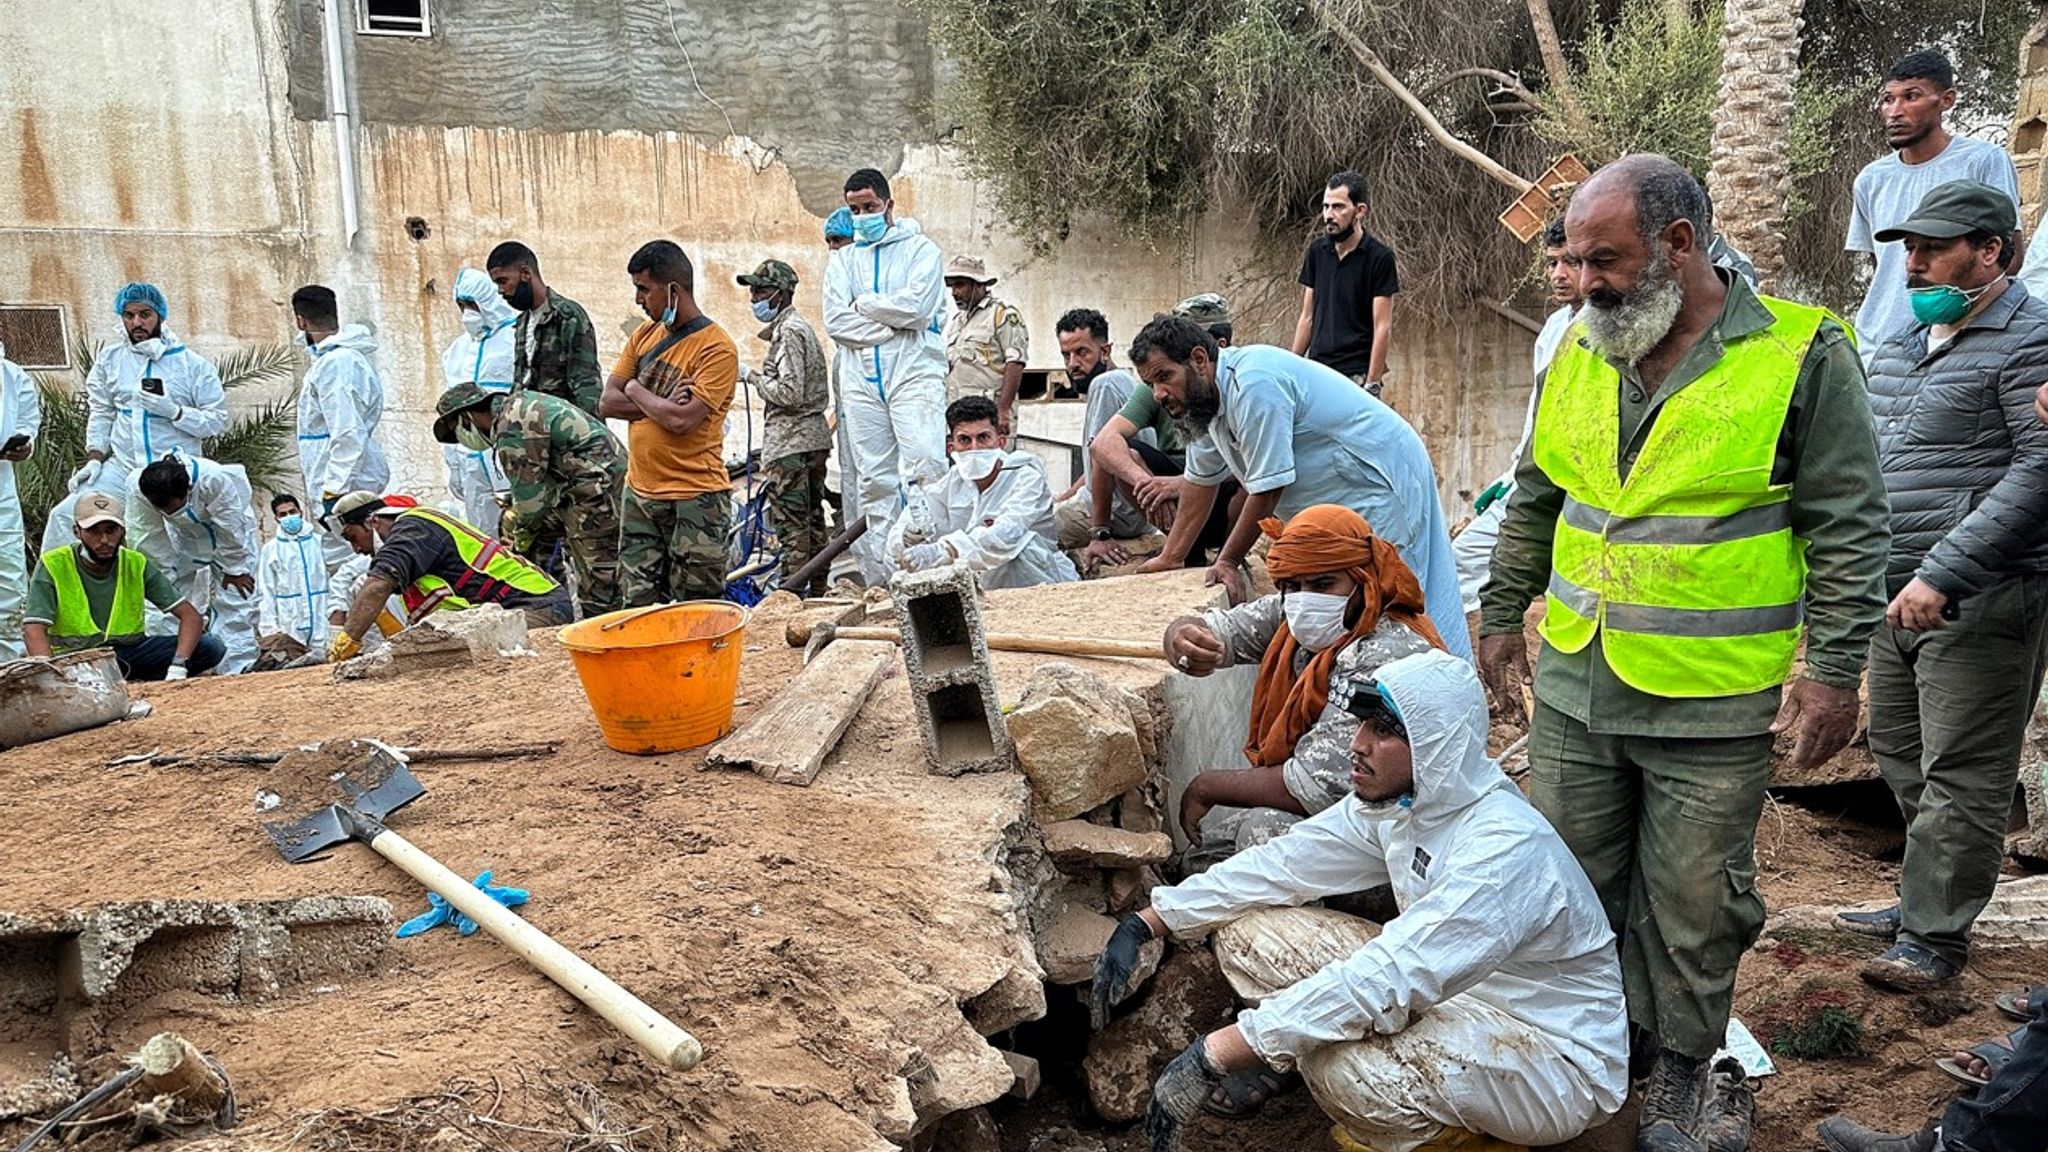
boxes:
[439,268,517,536]
[1094,649,1627,1152]
[823,167,949,584]
[256,492,329,657]
[128,452,261,674]
[43,282,229,553]
[0,342,42,659]
[888,395,1077,589]
[290,285,389,569]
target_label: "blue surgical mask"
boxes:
[660,284,679,328]
[752,299,779,323]
[279,514,304,535]
[852,211,888,246]
[1909,277,2001,327]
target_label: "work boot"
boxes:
[1815,1115,1938,1152]
[1700,1057,1753,1152]
[1637,1050,1709,1152]
[1860,942,1961,993]
[1833,903,1901,940]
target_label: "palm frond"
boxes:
[69,334,103,380]
[203,388,302,493]
[212,344,299,391]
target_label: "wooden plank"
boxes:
[707,639,895,786]
[1000,1050,1040,1099]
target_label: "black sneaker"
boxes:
[1637,1050,1709,1152]
[1860,942,1961,993]
[1816,1115,1938,1152]
[1701,1057,1754,1152]
[1833,904,1901,940]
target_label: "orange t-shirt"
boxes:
[612,316,739,499]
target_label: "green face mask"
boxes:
[1909,277,2001,327]
[455,422,490,453]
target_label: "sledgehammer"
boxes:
[803,622,1169,665]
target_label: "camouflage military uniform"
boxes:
[747,305,831,593]
[513,290,604,418]
[490,391,626,615]
[619,490,729,604]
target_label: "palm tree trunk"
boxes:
[1705,0,1806,291]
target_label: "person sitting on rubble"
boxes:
[322,491,572,663]
[21,491,225,680]
[886,395,1079,589]
[1092,648,1627,1152]
[1164,504,1441,857]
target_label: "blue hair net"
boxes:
[824,207,855,240]
[113,282,168,320]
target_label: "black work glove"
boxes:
[1145,1036,1227,1152]
[1090,912,1155,1030]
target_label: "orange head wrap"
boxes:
[1243,505,1445,769]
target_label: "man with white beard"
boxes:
[1478,154,1889,1152]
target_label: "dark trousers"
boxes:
[112,633,226,680]
[1130,439,1237,565]
[1867,574,2048,966]
[1945,996,2048,1151]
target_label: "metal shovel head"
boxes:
[262,747,427,863]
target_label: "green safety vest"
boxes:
[1532,296,1832,698]
[42,545,147,653]
[395,507,558,624]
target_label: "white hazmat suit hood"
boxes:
[439,269,517,534]
[1357,646,1514,825]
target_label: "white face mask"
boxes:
[954,448,1003,482]
[460,310,489,339]
[1283,590,1351,651]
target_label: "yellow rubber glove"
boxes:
[326,631,363,663]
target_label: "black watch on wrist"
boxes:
[1093,527,1113,541]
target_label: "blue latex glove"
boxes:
[395,870,531,938]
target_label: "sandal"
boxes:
[1935,1025,2027,1088]
[1995,986,2045,1023]
[1201,1066,1297,1118]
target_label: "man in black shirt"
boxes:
[1292,171,1399,395]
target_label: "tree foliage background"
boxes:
[910,0,2032,319]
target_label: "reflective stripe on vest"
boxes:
[393,507,555,621]
[1531,295,1831,698]
[42,545,147,652]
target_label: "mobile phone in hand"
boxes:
[1,433,27,454]
[141,377,165,396]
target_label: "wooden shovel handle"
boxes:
[368,827,703,1071]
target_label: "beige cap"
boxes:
[74,491,124,529]
[943,255,997,284]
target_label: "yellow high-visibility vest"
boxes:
[1532,296,1832,697]
[392,507,557,624]
[41,545,147,653]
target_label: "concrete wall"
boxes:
[0,0,1536,517]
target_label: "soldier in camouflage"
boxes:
[737,259,832,594]
[487,241,604,418]
[432,380,625,616]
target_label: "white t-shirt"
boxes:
[1846,136,2019,354]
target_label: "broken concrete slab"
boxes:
[1008,663,1149,821]
[1082,948,1238,1122]
[335,604,533,680]
[708,638,896,785]
[1971,875,2048,944]
[1041,820,1173,868]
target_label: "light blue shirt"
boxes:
[1846,135,2020,356]
[1183,345,1469,661]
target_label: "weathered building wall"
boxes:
[0,0,1534,513]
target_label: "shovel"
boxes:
[262,748,703,1071]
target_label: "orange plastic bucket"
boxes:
[559,601,749,754]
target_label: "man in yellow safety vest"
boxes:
[1478,155,1890,1152]
[323,491,572,663]
[22,491,224,680]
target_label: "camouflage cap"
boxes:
[736,259,800,294]
[1172,293,1232,325]
[431,380,499,444]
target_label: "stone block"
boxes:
[1008,663,1148,821]
[1116,785,1163,835]
[1041,900,1118,985]
[1042,821,1173,868]
[336,603,534,680]
[893,567,1012,776]
[1082,948,1237,1123]
[1973,875,2048,944]
[1105,867,1163,916]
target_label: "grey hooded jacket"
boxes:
[1865,279,2048,599]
